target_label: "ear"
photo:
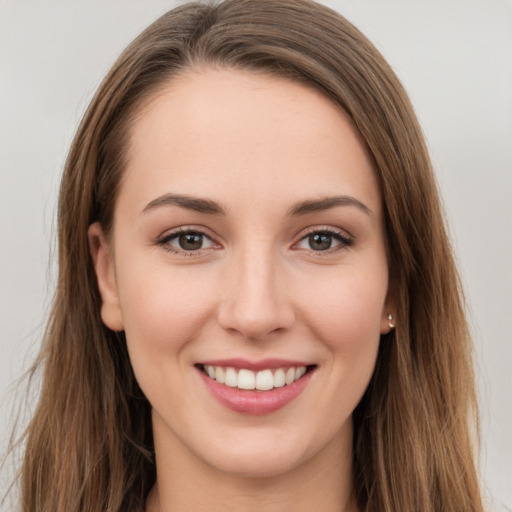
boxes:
[380,280,397,335]
[88,222,124,331]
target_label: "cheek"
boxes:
[300,267,387,395]
[304,269,387,345]
[115,258,218,367]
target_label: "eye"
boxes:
[158,229,216,253]
[305,232,335,251]
[295,229,353,252]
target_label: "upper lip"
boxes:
[197,358,315,371]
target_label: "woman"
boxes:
[12,0,484,510]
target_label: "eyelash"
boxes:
[156,226,353,257]
[294,227,353,254]
[156,227,218,257]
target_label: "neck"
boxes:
[146,417,358,512]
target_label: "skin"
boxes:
[90,68,394,512]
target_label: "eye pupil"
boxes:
[309,233,332,251]
[179,232,203,250]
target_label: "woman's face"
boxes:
[91,68,393,478]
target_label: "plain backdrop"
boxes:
[1,0,511,508]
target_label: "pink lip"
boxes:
[198,358,312,371]
[197,365,315,415]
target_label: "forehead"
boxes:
[121,67,381,217]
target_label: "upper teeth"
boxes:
[204,365,307,391]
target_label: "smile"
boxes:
[197,361,316,414]
[201,364,308,391]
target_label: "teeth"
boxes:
[238,369,256,390]
[203,364,309,391]
[215,366,225,384]
[295,366,306,379]
[273,368,285,388]
[255,369,273,391]
[224,367,237,387]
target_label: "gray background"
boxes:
[1,0,511,508]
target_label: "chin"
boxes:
[204,442,309,479]
[193,419,347,480]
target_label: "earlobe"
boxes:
[380,284,397,335]
[88,222,124,332]
[380,313,395,335]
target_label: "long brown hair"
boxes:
[12,1,483,510]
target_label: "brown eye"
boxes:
[159,230,215,253]
[178,232,204,250]
[295,229,353,253]
[308,233,333,251]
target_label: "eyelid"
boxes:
[156,226,222,256]
[155,224,353,257]
[292,226,354,252]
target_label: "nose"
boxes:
[217,245,295,341]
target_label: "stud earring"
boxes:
[388,314,395,329]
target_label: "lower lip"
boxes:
[198,368,313,415]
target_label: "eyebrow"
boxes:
[142,193,226,215]
[287,196,371,216]
[141,193,371,217]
